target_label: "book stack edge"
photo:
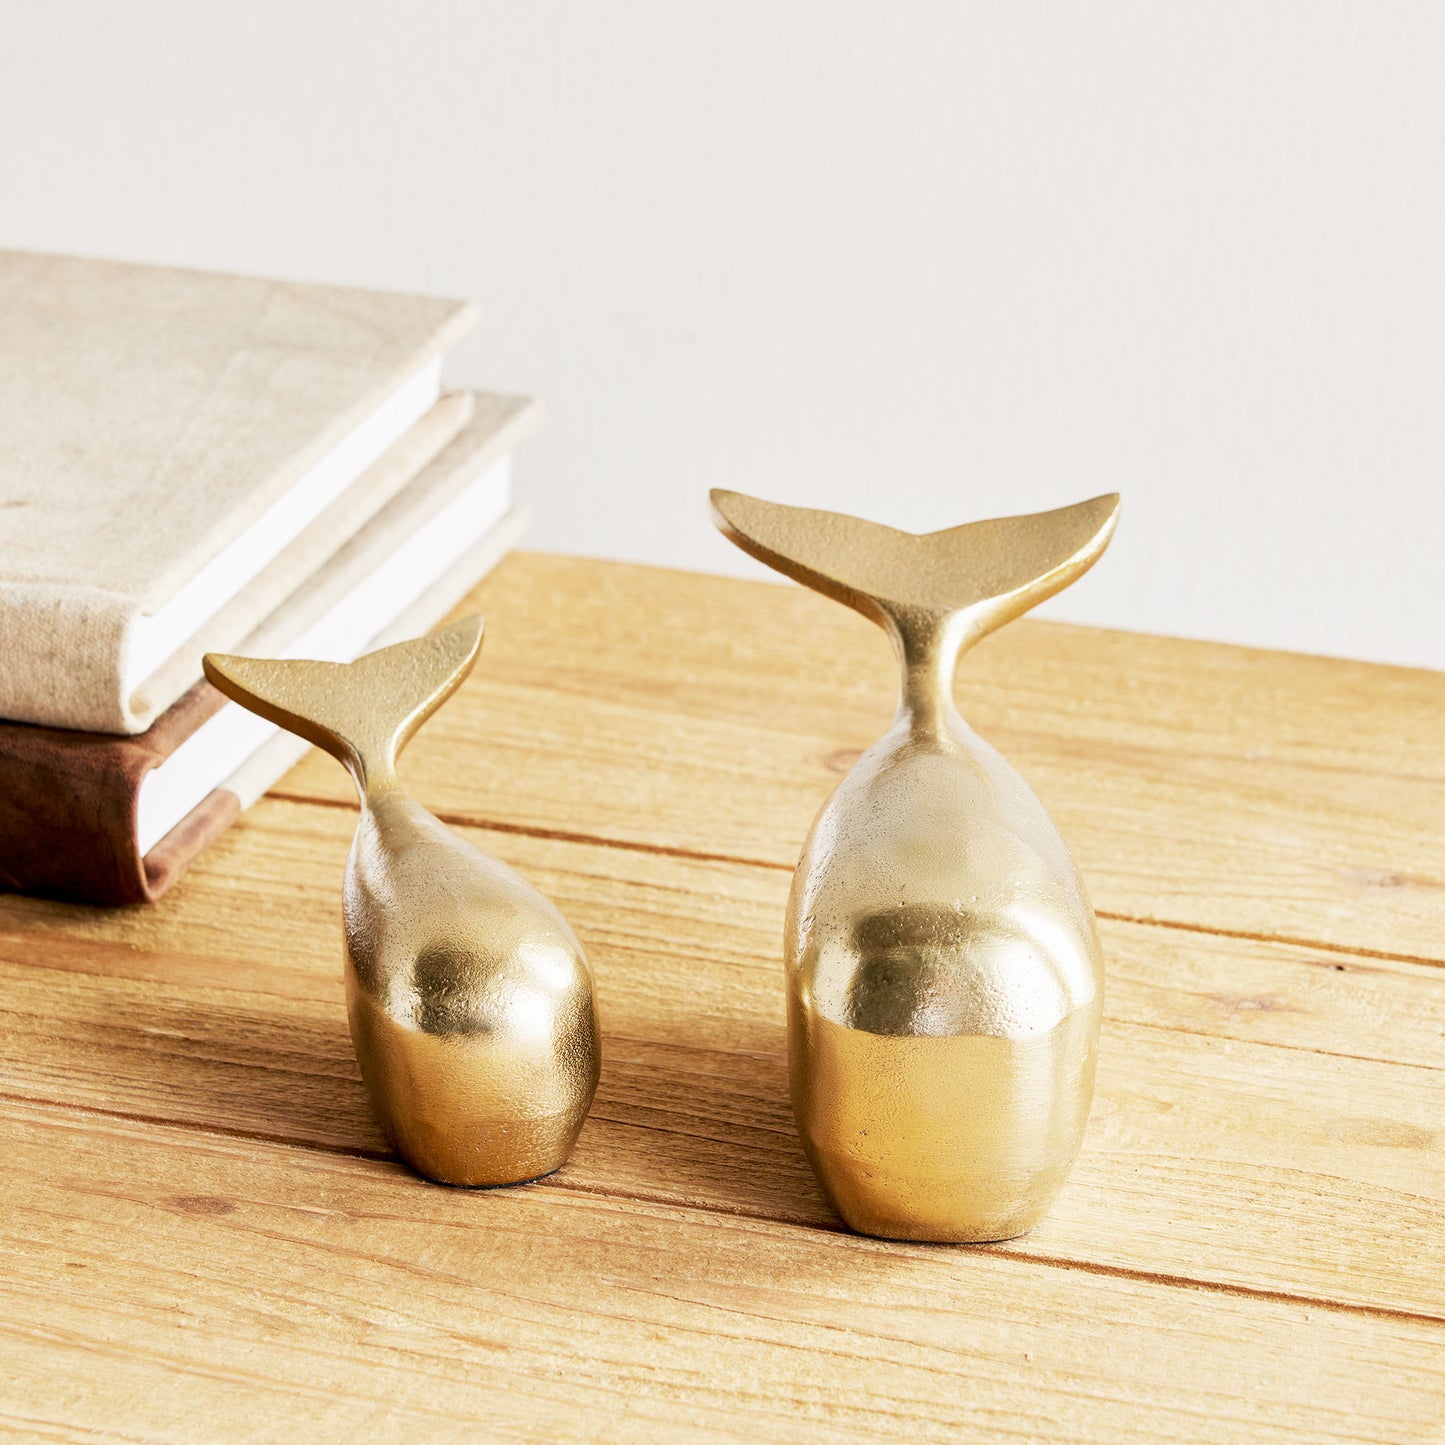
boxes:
[0,250,536,903]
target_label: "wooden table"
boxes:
[2,552,1442,1442]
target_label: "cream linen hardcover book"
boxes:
[0,248,479,733]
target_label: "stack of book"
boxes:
[0,249,538,904]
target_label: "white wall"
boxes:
[2,2,1440,669]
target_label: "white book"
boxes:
[138,458,517,852]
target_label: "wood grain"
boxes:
[3,1098,1443,1445]
[275,554,1445,963]
[2,798,1441,1321]
[3,553,1442,1441]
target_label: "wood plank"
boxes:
[1,1097,1441,1444]
[2,798,1442,1318]
[270,553,1445,962]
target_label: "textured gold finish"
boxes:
[711,491,1120,1242]
[203,618,598,1186]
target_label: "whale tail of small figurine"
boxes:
[709,490,1119,652]
[203,615,485,797]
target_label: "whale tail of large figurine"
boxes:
[203,615,484,799]
[709,490,1119,655]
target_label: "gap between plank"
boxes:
[1116,1014,1445,1072]
[7,1089,1443,1333]
[267,790,1445,970]
[268,790,788,873]
[0,1090,395,1165]
[1092,908,1445,972]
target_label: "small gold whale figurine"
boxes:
[711,490,1119,1242]
[203,618,599,1187]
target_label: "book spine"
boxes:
[0,581,134,734]
[0,724,153,904]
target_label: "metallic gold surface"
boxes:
[711,491,1119,1242]
[204,618,599,1187]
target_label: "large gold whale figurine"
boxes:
[204,617,599,1187]
[711,491,1120,1242]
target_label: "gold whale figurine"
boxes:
[711,490,1120,1242]
[203,617,599,1187]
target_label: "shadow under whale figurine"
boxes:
[203,617,599,1187]
[711,490,1120,1242]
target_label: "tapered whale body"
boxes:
[204,618,599,1187]
[712,489,1119,1242]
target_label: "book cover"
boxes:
[0,393,538,904]
[0,249,479,733]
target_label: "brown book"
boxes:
[0,396,536,904]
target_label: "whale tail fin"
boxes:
[203,615,485,797]
[709,491,1119,648]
